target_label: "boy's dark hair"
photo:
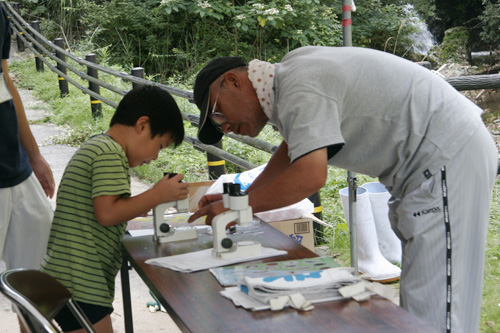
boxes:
[110,85,184,147]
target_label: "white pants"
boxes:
[0,173,53,270]
[388,125,498,333]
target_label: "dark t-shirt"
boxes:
[0,6,32,187]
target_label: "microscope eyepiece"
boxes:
[228,183,244,196]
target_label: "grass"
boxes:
[9,56,500,332]
[481,183,500,332]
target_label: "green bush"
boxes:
[479,1,500,48]
[17,0,440,80]
[436,26,470,63]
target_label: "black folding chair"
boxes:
[0,268,95,333]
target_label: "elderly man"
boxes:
[188,46,497,332]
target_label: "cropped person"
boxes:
[41,86,187,332]
[189,47,498,332]
[0,7,54,271]
[1,9,54,333]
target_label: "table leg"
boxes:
[121,257,134,333]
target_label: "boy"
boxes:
[41,86,187,332]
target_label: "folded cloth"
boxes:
[220,267,397,311]
[240,267,360,304]
[145,247,287,273]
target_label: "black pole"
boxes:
[12,3,24,52]
[120,258,134,333]
[308,192,324,245]
[85,54,102,118]
[54,38,69,97]
[30,21,43,71]
[207,141,225,180]
[131,67,144,90]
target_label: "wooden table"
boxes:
[121,221,435,333]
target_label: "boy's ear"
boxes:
[135,116,150,133]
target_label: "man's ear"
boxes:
[224,71,241,90]
[135,116,150,133]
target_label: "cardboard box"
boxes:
[187,180,215,212]
[268,218,315,252]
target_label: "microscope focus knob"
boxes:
[221,238,233,249]
[159,223,171,233]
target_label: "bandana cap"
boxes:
[193,57,247,144]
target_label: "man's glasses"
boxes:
[209,79,227,132]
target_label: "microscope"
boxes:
[212,183,261,259]
[152,173,198,243]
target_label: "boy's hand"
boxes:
[154,173,189,203]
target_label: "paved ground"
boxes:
[0,42,182,332]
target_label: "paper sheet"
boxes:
[145,247,287,273]
[128,229,154,237]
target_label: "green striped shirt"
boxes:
[41,134,130,307]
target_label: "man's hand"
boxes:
[197,193,223,209]
[188,200,227,225]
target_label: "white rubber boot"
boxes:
[360,182,402,265]
[339,187,400,283]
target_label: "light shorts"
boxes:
[0,173,53,270]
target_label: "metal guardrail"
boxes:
[1,1,280,176]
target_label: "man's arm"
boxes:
[188,146,328,225]
[247,146,328,213]
[245,140,291,193]
[2,59,55,198]
[191,141,292,218]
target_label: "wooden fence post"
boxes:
[131,67,144,90]
[30,21,43,71]
[12,3,25,52]
[54,38,69,97]
[207,141,225,180]
[85,54,102,118]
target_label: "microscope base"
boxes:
[213,241,261,259]
[156,227,198,243]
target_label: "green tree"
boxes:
[352,1,425,58]
[16,0,450,79]
[479,1,500,48]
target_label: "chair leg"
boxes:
[17,312,32,333]
[14,304,46,333]
[66,299,96,333]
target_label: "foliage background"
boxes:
[16,0,497,82]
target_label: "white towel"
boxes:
[240,267,360,304]
[220,267,397,311]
